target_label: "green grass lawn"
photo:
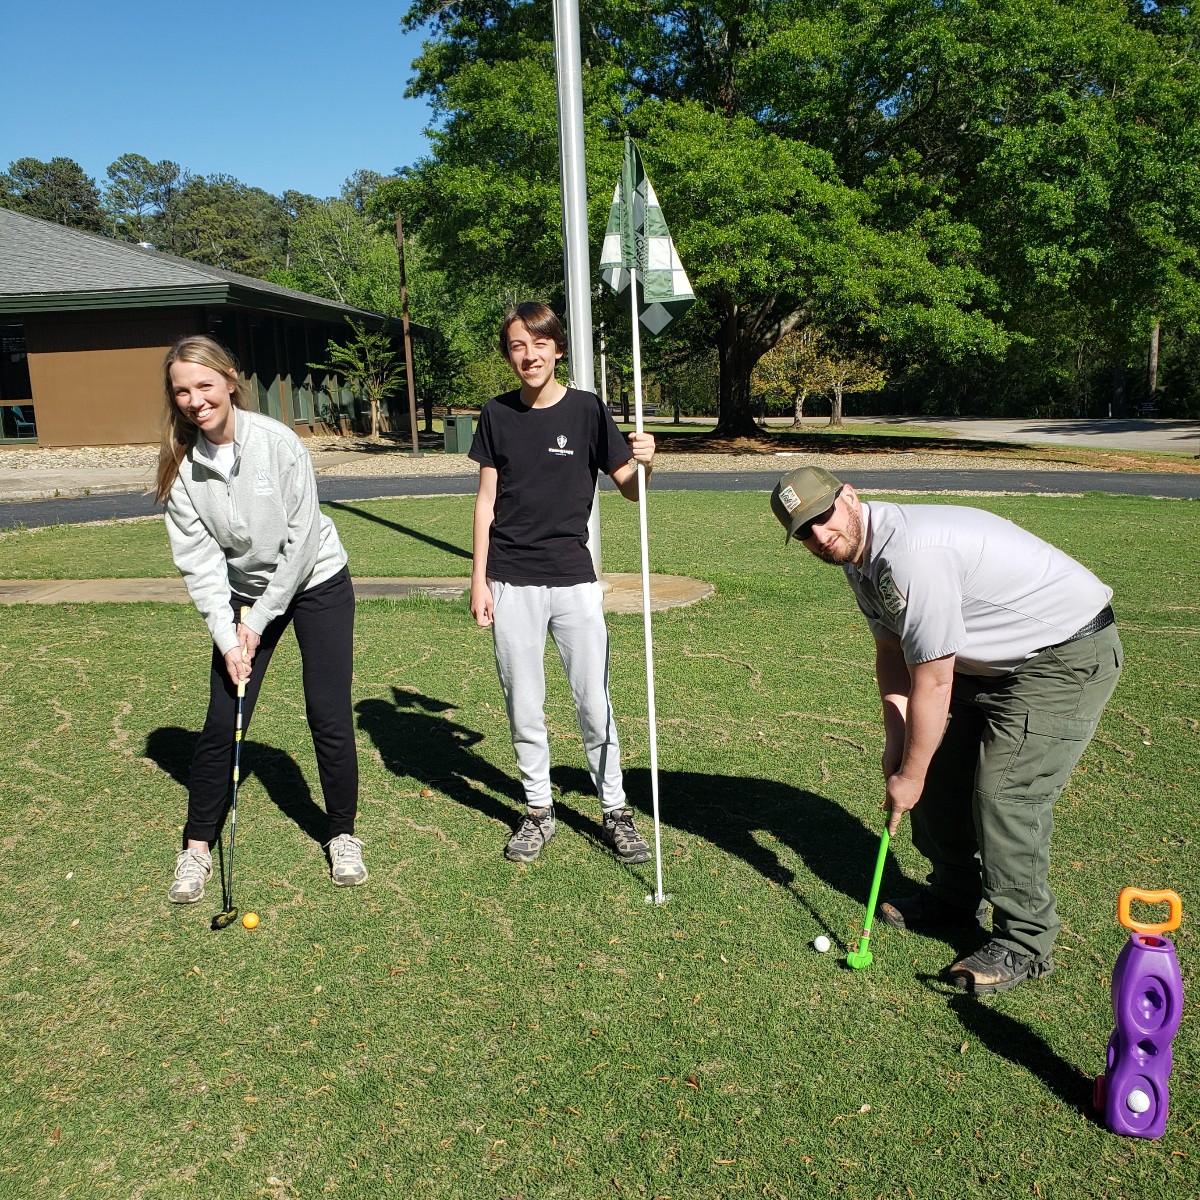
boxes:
[0,491,1196,1198]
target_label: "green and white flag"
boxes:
[599,136,695,336]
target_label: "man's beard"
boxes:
[810,506,864,565]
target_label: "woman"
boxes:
[155,335,365,903]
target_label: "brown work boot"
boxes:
[878,890,984,932]
[946,940,1055,994]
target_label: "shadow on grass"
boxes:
[355,688,526,828]
[144,726,328,846]
[355,688,906,929]
[324,501,472,560]
[947,992,1098,1119]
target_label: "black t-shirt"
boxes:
[469,387,632,585]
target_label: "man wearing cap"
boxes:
[771,466,1122,993]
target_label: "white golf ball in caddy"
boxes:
[1126,1088,1151,1114]
[813,935,831,953]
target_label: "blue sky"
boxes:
[3,0,436,199]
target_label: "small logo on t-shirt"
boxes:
[877,569,906,615]
[255,468,274,496]
[548,434,574,457]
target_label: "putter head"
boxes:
[846,947,874,970]
[211,907,239,931]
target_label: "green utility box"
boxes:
[444,414,477,454]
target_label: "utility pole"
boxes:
[552,0,602,576]
[395,209,421,457]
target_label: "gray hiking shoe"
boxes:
[505,806,556,862]
[602,807,651,864]
[168,847,212,904]
[326,833,368,886]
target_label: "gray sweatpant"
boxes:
[490,579,626,811]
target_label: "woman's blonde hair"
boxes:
[155,335,250,502]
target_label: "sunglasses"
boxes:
[794,489,842,540]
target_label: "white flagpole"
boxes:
[629,276,667,905]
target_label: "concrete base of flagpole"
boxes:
[598,572,712,614]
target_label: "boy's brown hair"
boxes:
[498,302,567,360]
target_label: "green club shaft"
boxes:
[848,827,890,967]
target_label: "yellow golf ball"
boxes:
[242,912,259,930]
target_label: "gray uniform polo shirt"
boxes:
[844,502,1113,677]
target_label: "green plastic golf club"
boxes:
[846,826,891,970]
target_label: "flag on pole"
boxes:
[599,136,695,335]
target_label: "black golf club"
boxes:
[212,608,249,931]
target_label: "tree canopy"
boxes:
[393,0,1200,423]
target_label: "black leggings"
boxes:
[183,567,358,845]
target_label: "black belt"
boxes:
[1059,604,1116,645]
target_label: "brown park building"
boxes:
[0,207,430,448]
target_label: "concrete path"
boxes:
[0,572,714,614]
[841,415,1200,456]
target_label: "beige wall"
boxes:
[24,311,201,447]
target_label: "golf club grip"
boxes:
[236,605,250,698]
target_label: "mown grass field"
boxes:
[0,489,1195,1199]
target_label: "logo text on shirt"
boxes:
[548,434,574,457]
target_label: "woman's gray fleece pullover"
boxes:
[165,409,347,656]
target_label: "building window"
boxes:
[1,403,37,441]
[1,323,32,401]
[0,323,35,442]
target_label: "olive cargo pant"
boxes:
[912,624,1123,961]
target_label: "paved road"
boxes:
[1,468,1196,530]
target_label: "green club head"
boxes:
[846,946,874,970]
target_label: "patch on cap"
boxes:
[777,484,803,514]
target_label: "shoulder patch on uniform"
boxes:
[877,569,907,615]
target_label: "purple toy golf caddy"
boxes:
[1094,887,1183,1139]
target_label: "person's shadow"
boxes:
[355,688,526,829]
[355,688,899,932]
[143,726,329,845]
[946,992,1099,1118]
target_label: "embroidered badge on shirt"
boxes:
[548,435,574,457]
[877,569,907,615]
[255,468,274,496]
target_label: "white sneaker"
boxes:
[168,847,213,904]
[326,833,368,886]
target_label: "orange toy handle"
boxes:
[1117,887,1182,935]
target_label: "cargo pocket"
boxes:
[994,710,1095,805]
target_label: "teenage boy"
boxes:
[469,301,656,864]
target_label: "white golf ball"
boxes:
[813,935,831,954]
[1126,1088,1151,1114]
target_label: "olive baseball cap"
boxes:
[770,466,843,543]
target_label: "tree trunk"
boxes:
[1147,320,1160,399]
[369,398,380,440]
[791,389,807,428]
[713,294,807,438]
[828,382,845,427]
